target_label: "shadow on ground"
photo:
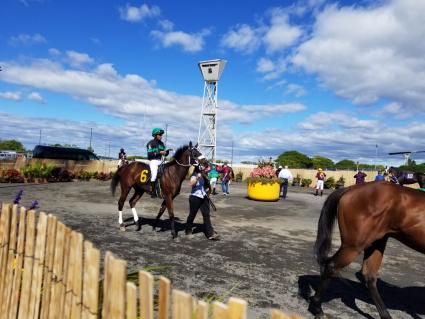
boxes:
[298,274,425,319]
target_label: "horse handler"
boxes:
[185,166,220,240]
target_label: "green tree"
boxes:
[276,151,312,168]
[0,139,25,152]
[335,159,356,170]
[312,156,335,169]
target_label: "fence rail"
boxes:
[0,203,303,319]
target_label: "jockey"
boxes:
[117,148,127,168]
[146,128,171,197]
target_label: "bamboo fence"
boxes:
[0,203,303,319]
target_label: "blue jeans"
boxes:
[221,181,229,194]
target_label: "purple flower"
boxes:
[29,200,39,210]
[13,189,24,205]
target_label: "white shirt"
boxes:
[278,168,293,181]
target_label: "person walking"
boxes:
[208,164,219,195]
[185,166,220,240]
[278,165,293,199]
[354,170,367,184]
[221,163,231,195]
[315,168,326,196]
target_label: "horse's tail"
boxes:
[314,187,349,272]
[110,166,122,196]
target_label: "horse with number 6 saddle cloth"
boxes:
[110,142,209,238]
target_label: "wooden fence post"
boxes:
[82,241,100,319]
[172,290,192,319]
[126,282,137,319]
[8,206,27,319]
[139,271,153,319]
[17,209,36,319]
[28,212,48,319]
[228,297,247,319]
[196,300,208,319]
[212,301,228,319]
[40,215,58,319]
[103,253,127,319]
[0,203,12,300]
[158,276,171,319]
[1,204,18,319]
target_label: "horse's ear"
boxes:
[194,143,198,148]
[189,141,192,148]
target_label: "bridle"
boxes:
[175,147,206,168]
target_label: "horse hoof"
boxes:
[119,224,126,232]
[171,233,177,239]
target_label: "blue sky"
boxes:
[1,0,424,165]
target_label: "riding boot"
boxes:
[315,189,318,196]
[320,191,323,196]
[150,181,157,198]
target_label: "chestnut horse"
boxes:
[311,182,425,319]
[110,142,208,238]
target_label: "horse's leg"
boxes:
[118,185,131,231]
[129,190,143,231]
[362,237,391,319]
[164,195,177,239]
[153,200,167,231]
[310,246,361,317]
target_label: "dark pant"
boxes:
[186,196,214,237]
[280,178,288,198]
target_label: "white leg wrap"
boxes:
[118,211,123,224]
[132,207,139,221]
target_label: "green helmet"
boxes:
[152,128,164,137]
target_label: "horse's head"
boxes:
[188,141,209,168]
[386,166,396,175]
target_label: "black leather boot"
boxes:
[150,181,157,198]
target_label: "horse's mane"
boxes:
[165,145,189,167]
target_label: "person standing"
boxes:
[276,165,283,177]
[315,168,326,196]
[375,171,385,181]
[185,166,220,240]
[354,170,367,184]
[221,163,231,195]
[146,128,172,198]
[208,164,219,195]
[278,165,293,199]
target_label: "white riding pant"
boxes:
[316,180,324,190]
[210,177,217,189]
[149,159,162,181]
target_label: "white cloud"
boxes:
[292,0,425,114]
[9,33,46,46]
[220,24,261,54]
[119,3,160,23]
[0,91,22,101]
[27,92,44,103]
[0,57,298,128]
[66,51,94,67]
[286,83,307,97]
[151,29,210,53]
[263,8,302,53]
[48,48,61,56]
[298,112,376,130]
[256,58,275,73]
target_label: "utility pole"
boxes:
[108,142,111,158]
[231,140,234,167]
[89,128,93,149]
[39,129,41,145]
[375,144,378,170]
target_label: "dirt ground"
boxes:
[0,181,424,319]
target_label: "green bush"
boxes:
[324,177,336,189]
[301,178,312,187]
[77,170,92,181]
[292,174,301,186]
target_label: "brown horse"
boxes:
[310,182,425,319]
[110,142,208,238]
